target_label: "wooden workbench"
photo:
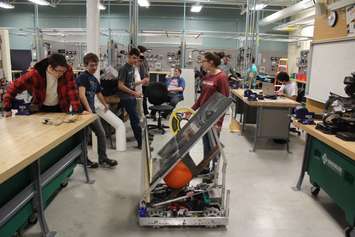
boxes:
[232,89,300,108]
[0,113,96,237]
[232,89,300,152]
[294,121,355,234]
[0,113,97,184]
[293,121,355,161]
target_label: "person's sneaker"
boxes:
[87,159,99,169]
[99,158,118,168]
[136,144,154,151]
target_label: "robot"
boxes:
[316,72,355,141]
[138,92,232,227]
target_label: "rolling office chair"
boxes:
[146,82,174,134]
[289,87,306,136]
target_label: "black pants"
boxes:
[142,86,149,115]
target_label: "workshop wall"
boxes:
[0,5,287,53]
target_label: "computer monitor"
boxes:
[10,50,32,72]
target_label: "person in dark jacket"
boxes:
[3,54,81,116]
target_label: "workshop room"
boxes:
[0,0,354,236]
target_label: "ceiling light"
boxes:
[27,0,50,6]
[138,0,150,8]
[251,4,267,11]
[328,0,355,11]
[259,0,314,26]
[99,2,106,10]
[273,8,315,31]
[191,4,203,13]
[0,1,15,9]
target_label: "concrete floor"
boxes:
[24,116,347,237]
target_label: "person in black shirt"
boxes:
[117,48,143,149]
[76,53,118,168]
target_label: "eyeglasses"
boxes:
[53,67,67,74]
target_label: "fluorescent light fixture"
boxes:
[0,1,15,9]
[259,0,314,26]
[99,2,106,10]
[273,8,315,31]
[251,4,267,11]
[191,4,203,13]
[138,0,150,7]
[328,0,355,11]
[27,0,50,6]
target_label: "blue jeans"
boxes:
[168,93,183,108]
[120,97,142,146]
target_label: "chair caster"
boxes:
[28,212,38,225]
[345,226,355,237]
[311,186,320,197]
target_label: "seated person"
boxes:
[276,71,298,100]
[166,67,185,108]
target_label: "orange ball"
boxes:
[164,161,193,189]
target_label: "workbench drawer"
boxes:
[307,137,355,225]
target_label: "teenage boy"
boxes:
[166,67,185,108]
[76,53,118,168]
[117,48,144,149]
[276,71,298,100]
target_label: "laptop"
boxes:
[262,82,276,97]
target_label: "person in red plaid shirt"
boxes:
[3,54,82,117]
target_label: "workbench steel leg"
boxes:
[286,108,292,154]
[81,128,95,184]
[239,100,243,123]
[252,107,260,152]
[294,134,311,191]
[233,97,237,120]
[31,160,56,237]
[242,103,247,135]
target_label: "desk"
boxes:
[294,121,355,235]
[0,113,96,237]
[232,89,299,151]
